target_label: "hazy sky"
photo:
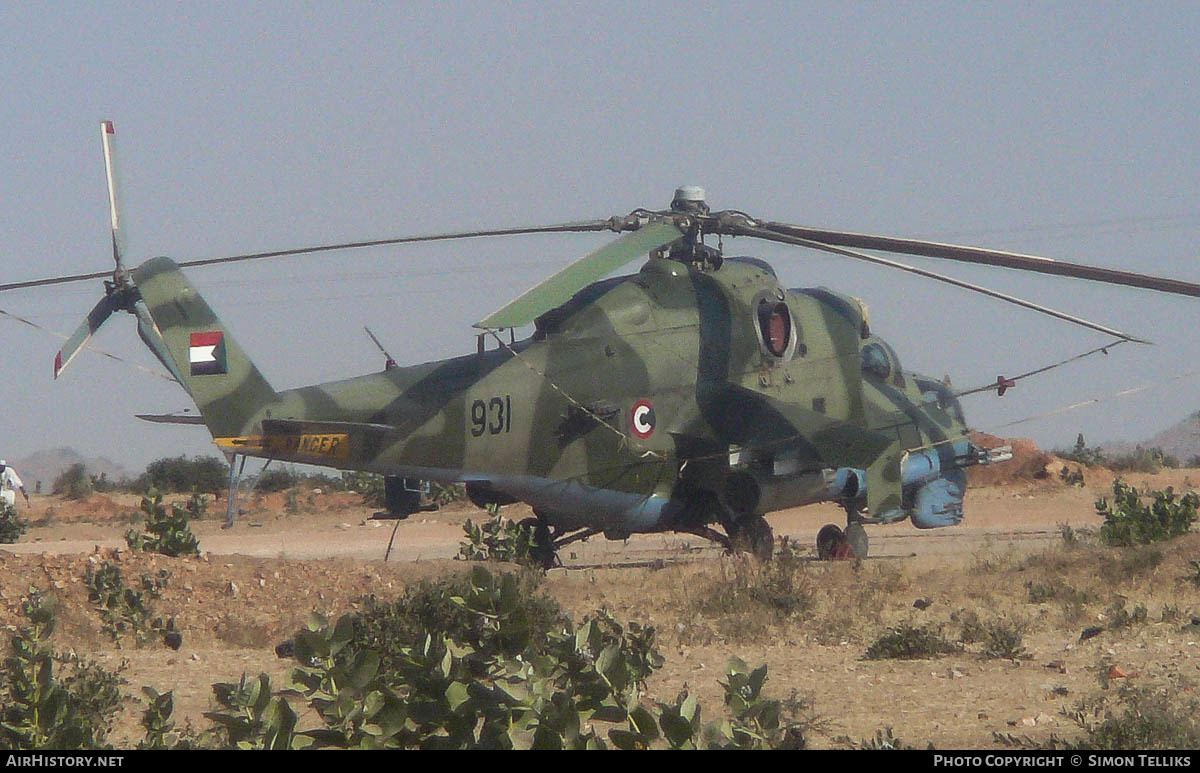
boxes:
[2,2,1198,475]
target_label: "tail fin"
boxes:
[131,257,276,438]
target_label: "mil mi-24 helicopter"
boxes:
[8,121,1200,565]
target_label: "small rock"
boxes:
[1035,712,1053,725]
[1021,716,1037,727]
[164,632,183,651]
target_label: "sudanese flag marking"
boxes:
[189,331,227,375]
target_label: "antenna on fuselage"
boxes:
[364,326,397,371]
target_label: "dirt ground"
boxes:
[2,457,1198,749]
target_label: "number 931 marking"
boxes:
[470,396,512,437]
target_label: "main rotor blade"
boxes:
[473,221,684,329]
[0,269,114,293]
[749,222,1200,298]
[0,220,625,294]
[737,225,1151,343]
[174,220,622,272]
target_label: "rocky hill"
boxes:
[1102,409,1200,464]
[9,448,132,492]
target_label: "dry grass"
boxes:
[536,528,1200,748]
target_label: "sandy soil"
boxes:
[1,462,1197,749]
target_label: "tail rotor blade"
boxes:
[100,120,128,272]
[54,292,120,379]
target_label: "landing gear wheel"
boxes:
[844,522,868,559]
[730,515,774,561]
[817,523,854,561]
[519,517,558,570]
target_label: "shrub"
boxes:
[206,567,808,749]
[1057,434,1106,467]
[138,688,198,750]
[1096,481,1197,547]
[338,570,568,677]
[0,501,27,544]
[865,624,959,660]
[85,561,176,648]
[52,463,93,500]
[138,456,228,495]
[457,508,542,567]
[0,590,125,749]
[341,471,385,506]
[682,542,815,643]
[256,468,300,493]
[125,490,201,557]
[981,621,1027,660]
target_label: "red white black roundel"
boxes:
[630,399,656,438]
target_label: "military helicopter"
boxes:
[8,122,1200,565]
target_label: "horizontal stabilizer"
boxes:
[135,413,206,425]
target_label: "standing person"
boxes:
[0,461,30,509]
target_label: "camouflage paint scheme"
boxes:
[130,245,991,540]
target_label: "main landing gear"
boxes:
[519,515,603,570]
[817,503,870,560]
[728,515,775,562]
[681,512,776,561]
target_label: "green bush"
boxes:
[51,463,93,500]
[1106,447,1179,474]
[0,502,27,544]
[85,561,176,648]
[138,688,198,749]
[256,468,300,493]
[341,471,385,506]
[865,624,959,660]
[342,570,567,675]
[1057,433,1106,467]
[201,567,809,749]
[137,456,228,495]
[1096,481,1197,547]
[125,490,201,557]
[1004,686,1200,750]
[980,621,1027,660]
[0,590,125,749]
[457,507,542,567]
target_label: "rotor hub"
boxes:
[670,185,709,215]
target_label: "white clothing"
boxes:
[0,468,24,507]
[0,467,23,492]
